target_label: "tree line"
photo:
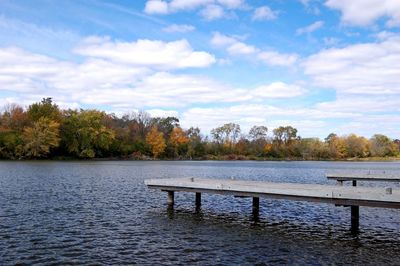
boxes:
[0,98,399,160]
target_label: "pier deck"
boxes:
[145,178,400,232]
[326,173,400,182]
[145,178,400,209]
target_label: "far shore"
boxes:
[2,156,400,162]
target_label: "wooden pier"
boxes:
[145,178,400,233]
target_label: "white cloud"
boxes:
[162,24,195,33]
[373,31,397,40]
[143,0,246,19]
[227,42,257,55]
[210,32,236,46]
[217,0,244,9]
[169,0,214,11]
[296,21,324,35]
[75,37,216,69]
[325,0,400,27]
[316,96,400,113]
[199,4,225,20]
[252,82,306,98]
[257,51,298,67]
[146,109,179,118]
[144,0,169,14]
[333,115,400,138]
[299,0,320,15]
[0,45,306,114]
[0,47,243,108]
[252,6,278,21]
[211,32,298,67]
[303,35,400,95]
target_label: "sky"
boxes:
[0,0,400,139]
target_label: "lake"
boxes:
[0,161,399,265]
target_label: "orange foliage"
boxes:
[146,126,166,158]
[170,127,189,147]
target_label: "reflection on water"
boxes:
[0,161,399,265]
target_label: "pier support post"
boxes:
[167,191,174,206]
[350,180,359,233]
[252,197,260,222]
[252,197,260,215]
[351,205,359,233]
[195,192,201,208]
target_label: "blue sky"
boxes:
[1,0,400,138]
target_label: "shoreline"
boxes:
[1,156,399,162]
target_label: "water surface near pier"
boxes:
[1,161,399,265]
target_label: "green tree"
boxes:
[61,109,115,158]
[27,98,61,122]
[151,116,179,139]
[295,138,329,159]
[249,125,268,141]
[0,131,23,159]
[186,127,205,159]
[248,125,268,156]
[272,126,298,157]
[211,123,241,153]
[273,126,297,145]
[23,117,60,158]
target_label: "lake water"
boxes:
[0,161,399,265]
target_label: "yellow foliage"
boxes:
[170,127,189,147]
[146,126,166,158]
[264,143,273,154]
[23,117,60,158]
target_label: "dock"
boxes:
[145,177,400,233]
[326,173,400,183]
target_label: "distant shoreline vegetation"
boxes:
[1,98,399,161]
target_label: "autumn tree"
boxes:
[146,126,166,158]
[345,134,370,158]
[0,104,28,159]
[325,133,347,159]
[1,103,29,131]
[23,117,60,158]
[370,134,397,157]
[169,127,189,157]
